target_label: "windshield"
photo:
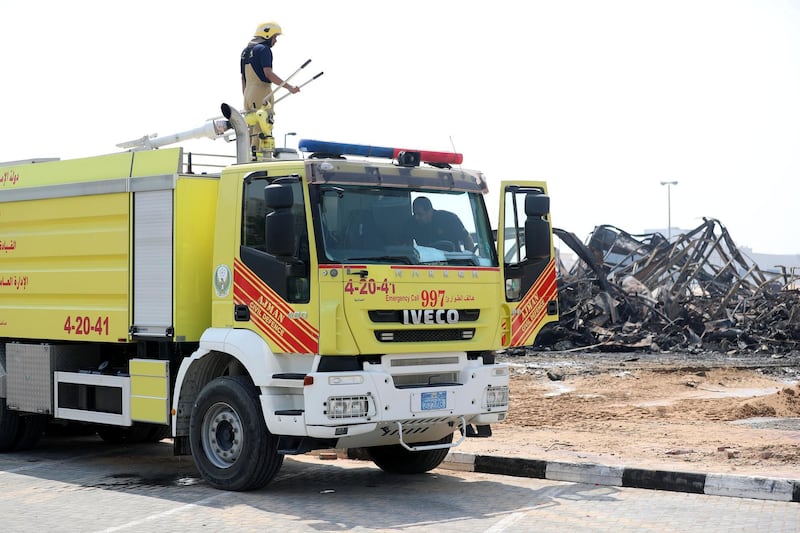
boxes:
[313,185,497,267]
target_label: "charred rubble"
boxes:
[531,218,800,355]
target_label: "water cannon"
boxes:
[117,119,232,151]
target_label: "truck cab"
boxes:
[170,140,558,489]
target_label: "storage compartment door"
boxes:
[133,190,174,337]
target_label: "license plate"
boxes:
[420,391,447,411]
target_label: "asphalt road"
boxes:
[1,434,798,532]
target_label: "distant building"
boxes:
[740,246,800,275]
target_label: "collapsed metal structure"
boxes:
[535,218,800,354]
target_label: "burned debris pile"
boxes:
[534,218,800,354]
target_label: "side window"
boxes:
[243,177,269,250]
[241,175,310,303]
[502,188,527,265]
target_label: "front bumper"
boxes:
[262,356,509,448]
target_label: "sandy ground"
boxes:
[455,353,800,480]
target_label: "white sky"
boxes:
[1,0,798,254]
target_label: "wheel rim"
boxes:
[201,401,244,469]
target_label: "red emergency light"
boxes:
[393,148,463,165]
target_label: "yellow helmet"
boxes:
[254,21,282,40]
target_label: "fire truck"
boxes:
[0,101,558,491]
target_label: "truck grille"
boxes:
[369,309,480,323]
[374,329,475,342]
[370,309,478,343]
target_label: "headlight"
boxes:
[327,396,371,419]
[483,386,509,409]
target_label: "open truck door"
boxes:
[498,182,559,347]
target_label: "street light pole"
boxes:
[283,131,296,148]
[660,181,678,240]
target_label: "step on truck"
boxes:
[0,103,558,490]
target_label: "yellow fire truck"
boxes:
[0,103,558,490]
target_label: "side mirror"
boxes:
[264,184,296,256]
[525,192,549,217]
[265,183,293,209]
[265,211,296,256]
[524,192,550,260]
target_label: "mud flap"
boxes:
[462,424,492,438]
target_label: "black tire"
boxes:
[13,415,47,451]
[0,400,47,452]
[0,399,21,452]
[366,432,454,474]
[189,376,283,491]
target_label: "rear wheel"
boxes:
[13,415,47,450]
[0,399,21,451]
[189,376,283,491]
[0,399,46,452]
[366,432,454,474]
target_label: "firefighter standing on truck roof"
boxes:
[240,21,300,148]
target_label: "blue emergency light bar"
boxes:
[298,139,463,166]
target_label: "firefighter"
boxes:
[240,22,300,149]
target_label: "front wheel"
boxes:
[366,432,454,474]
[189,376,283,491]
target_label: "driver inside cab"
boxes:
[411,196,475,251]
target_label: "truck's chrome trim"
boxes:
[0,174,179,202]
